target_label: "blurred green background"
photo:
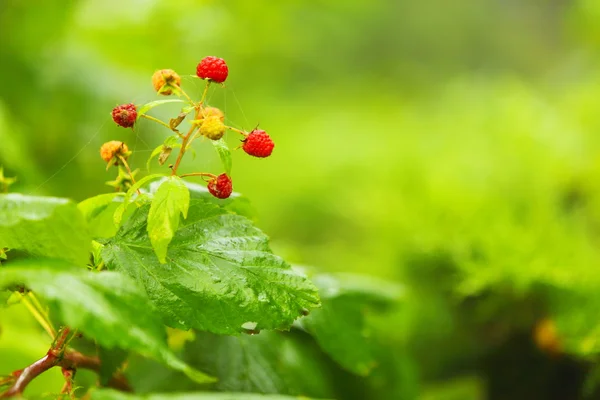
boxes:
[3,0,600,398]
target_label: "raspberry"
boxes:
[100,141,130,164]
[152,69,181,95]
[201,106,225,122]
[111,103,137,128]
[207,174,232,199]
[200,116,226,140]
[242,129,274,158]
[196,56,228,83]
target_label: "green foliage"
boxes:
[298,273,403,376]
[147,176,189,263]
[113,174,166,226]
[92,389,325,400]
[78,193,124,239]
[183,331,335,397]
[102,198,320,334]
[136,99,186,118]
[212,139,232,176]
[0,194,90,265]
[98,347,129,386]
[0,258,213,383]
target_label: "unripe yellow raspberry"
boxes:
[152,69,181,96]
[200,116,226,140]
[201,106,225,122]
[100,141,130,165]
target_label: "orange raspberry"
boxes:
[100,141,130,165]
[152,69,181,95]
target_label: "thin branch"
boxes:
[0,328,131,398]
[140,114,172,131]
[179,172,216,180]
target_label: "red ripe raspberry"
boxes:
[111,103,137,128]
[196,56,228,83]
[242,129,274,158]
[207,174,232,199]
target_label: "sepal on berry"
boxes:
[152,69,182,96]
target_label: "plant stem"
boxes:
[140,114,172,130]
[118,156,140,195]
[20,294,56,339]
[199,81,211,105]
[226,126,247,136]
[0,344,132,397]
[171,109,201,176]
[178,87,194,105]
[179,172,216,180]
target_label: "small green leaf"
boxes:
[212,139,232,175]
[113,174,166,226]
[137,99,185,117]
[103,199,320,334]
[148,176,190,263]
[0,258,214,384]
[92,389,327,400]
[0,194,90,265]
[78,193,124,239]
[150,179,257,220]
[147,136,181,171]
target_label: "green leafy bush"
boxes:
[0,59,401,399]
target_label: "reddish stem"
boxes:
[0,336,131,398]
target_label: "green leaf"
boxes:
[92,389,328,400]
[212,139,232,175]
[298,273,403,376]
[183,331,336,397]
[150,179,257,220]
[0,258,214,384]
[0,194,91,265]
[137,99,185,117]
[98,347,128,386]
[146,136,181,171]
[102,198,320,334]
[78,193,124,239]
[113,174,166,226]
[148,176,190,263]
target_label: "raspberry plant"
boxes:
[0,57,401,399]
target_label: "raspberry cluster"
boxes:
[105,56,275,199]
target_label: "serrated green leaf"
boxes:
[298,273,403,376]
[78,193,124,239]
[148,176,190,263]
[183,331,336,397]
[102,198,320,334]
[92,389,327,400]
[113,174,166,226]
[0,194,90,265]
[0,258,214,384]
[212,139,232,175]
[137,99,185,117]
